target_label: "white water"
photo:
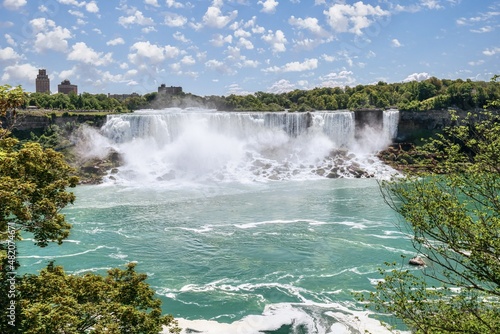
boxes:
[21,110,412,334]
[78,108,400,185]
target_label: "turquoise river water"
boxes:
[18,109,414,333]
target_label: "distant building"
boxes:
[35,69,50,93]
[158,84,182,95]
[58,80,78,94]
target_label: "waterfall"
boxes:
[383,109,400,141]
[92,108,398,183]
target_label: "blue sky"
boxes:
[0,0,498,96]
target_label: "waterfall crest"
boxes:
[88,108,399,184]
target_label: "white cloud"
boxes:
[119,10,155,27]
[318,70,355,87]
[234,28,251,38]
[181,55,196,65]
[67,42,113,66]
[321,54,335,62]
[128,41,179,66]
[238,57,259,68]
[30,18,72,53]
[85,1,99,13]
[142,26,157,33]
[5,34,16,46]
[324,2,390,35]
[483,47,500,56]
[267,79,296,94]
[57,0,83,6]
[210,34,233,47]
[391,38,402,47]
[173,32,190,43]
[237,37,254,49]
[421,0,443,10]
[0,46,21,61]
[166,0,184,8]
[205,59,236,75]
[3,0,27,10]
[403,72,431,82]
[203,6,238,28]
[1,63,38,85]
[107,37,125,46]
[69,9,84,17]
[468,60,484,66]
[471,26,493,33]
[145,0,159,7]
[58,66,77,80]
[263,58,318,73]
[164,13,187,27]
[261,29,287,53]
[258,0,278,14]
[289,16,327,36]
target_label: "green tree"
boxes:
[0,85,179,333]
[18,262,179,334]
[362,108,500,333]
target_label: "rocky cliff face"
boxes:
[1,113,108,137]
[396,110,468,142]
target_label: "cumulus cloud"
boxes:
[119,9,154,27]
[237,37,254,49]
[205,59,236,75]
[391,38,402,47]
[289,16,328,36]
[173,31,190,43]
[128,41,179,66]
[67,42,113,66]
[1,63,38,85]
[30,18,72,53]
[85,1,99,13]
[261,29,287,53]
[210,34,233,47]
[3,0,27,10]
[5,34,16,46]
[483,47,500,56]
[0,46,21,61]
[263,58,318,73]
[421,0,443,10]
[164,13,187,27]
[144,0,159,7]
[203,6,238,28]
[403,72,431,82]
[267,79,297,94]
[258,0,278,14]
[166,0,184,8]
[180,55,196,65]
[324,2,390,35]
[318,70,355,87]
[107,37,125,46]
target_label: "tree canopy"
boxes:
[361,98,500,331]
[0,85,179,333]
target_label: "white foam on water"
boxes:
[166,302,409,334]
[75,108,400,186]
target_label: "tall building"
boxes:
[158,84,182,95]
[35,69,50,93]
[58,80,78,94]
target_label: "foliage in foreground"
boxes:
[360,106,500,333]
[18,262,179,334]
[0,85,179,333]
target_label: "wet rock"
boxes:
[409,256,425,266]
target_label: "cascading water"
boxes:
[87,108,399,184]
[22,108,413,334]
